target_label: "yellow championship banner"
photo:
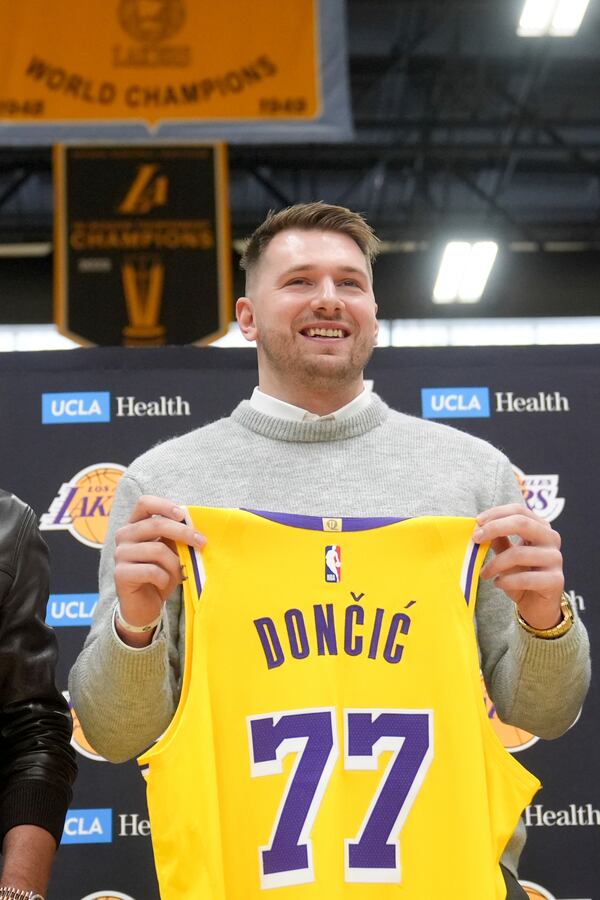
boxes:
[54,143,231,346]
[0,0,324,129]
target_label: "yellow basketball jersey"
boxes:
[139,508,540,899]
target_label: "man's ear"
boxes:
[373,303,379,345]
[236,297,258,342]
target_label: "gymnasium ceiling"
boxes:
[1,0,600,248]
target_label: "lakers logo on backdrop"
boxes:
[63,691,106,762]
[519,881,556,900]
[40,463,125,548]
[513,464,565,522]
[81,892,137,900]
[481,675,539,752]
[118,0,186,44]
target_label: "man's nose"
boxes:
[311,278,344,312]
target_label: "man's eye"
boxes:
[340,279,359,287]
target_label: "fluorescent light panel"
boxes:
[518,0,590,36]
[433,242,471,303]
[459,242,498,302]
[433,241,498,303]
[550,0,590,35]
[518,0,556,35]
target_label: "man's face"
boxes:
[237,229,378,394]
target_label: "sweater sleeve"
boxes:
[475,456,591,739]
[68,473,185,763]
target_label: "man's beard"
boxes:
[258,330,375,390]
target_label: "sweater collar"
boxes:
[231,393,388,443]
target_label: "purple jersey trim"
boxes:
[189,546,203,598]
[241,509,409,532]
[463,543,479,606]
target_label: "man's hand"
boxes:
[473,503,564,630]
[114,495,205,647]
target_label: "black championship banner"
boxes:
[0,0,351,143]
[0,345,597,900]
[54,144,231,346]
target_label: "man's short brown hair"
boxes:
[240,201,380,287]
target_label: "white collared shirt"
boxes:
[250,386,371,422]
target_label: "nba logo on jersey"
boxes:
[325,545,341,582]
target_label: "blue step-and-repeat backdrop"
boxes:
[0,344,597,900]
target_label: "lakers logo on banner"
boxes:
[118,164,168,214]
[481,675,539,752]
[118,0,186,45]
[40,463,125,548]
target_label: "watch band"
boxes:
[516,592,575,640]
[0,888,45,900]
[115,601,162,634]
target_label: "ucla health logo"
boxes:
[62,808,112,844]
[40,463,126,548]
[47,593,98,627]
[325,545,341,582]
[421,387,490,419]
[42,392,111,424]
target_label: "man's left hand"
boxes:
[474,503,564,630]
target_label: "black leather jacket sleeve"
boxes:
[0,491,77,846]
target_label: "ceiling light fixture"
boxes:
[0,242,52,258]
[433,241,498,304]
[518,0,590,37]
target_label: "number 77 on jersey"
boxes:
[248,706,433,888]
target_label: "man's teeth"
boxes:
[307,327,344,338]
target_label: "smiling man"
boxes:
[237,222,379,412]
[70,202,590,899]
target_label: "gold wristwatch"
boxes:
[516,592,574,639]
[0,889,44,900]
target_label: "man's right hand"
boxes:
[113,495,205,647]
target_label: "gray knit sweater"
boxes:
[69,394,590,875]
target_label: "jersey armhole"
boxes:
[138,530,200,766]
[181,507,206,605]
[460,536,490,612]
[138,506,235,768]
[433,516,490,616]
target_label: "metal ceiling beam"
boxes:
[0,170,33,212]
[246,168,293,207]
